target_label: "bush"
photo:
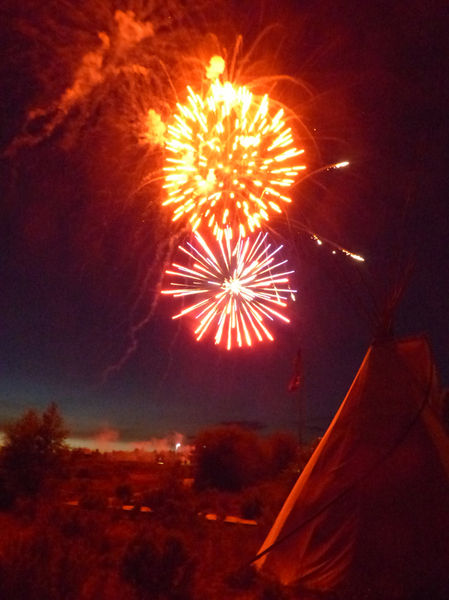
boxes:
[0,526,94,600]
[265,432,298,477]
[0,473,16,510]
[122,529,194,600]
[142,480,196,528]
[116,483,133,505]
[240,491,263,520]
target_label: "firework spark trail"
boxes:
[127,225,188,318]
[309,233,364,261]
[100,231,179,384]
[162,230,296,349]
[162,68,306,239]
[152,315,185,401]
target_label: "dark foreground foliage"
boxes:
[0,412,305,600]
[2,410,444,599]
[0,479,300,600]
[122,529,194,600]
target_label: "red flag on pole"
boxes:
[288,347,302,392]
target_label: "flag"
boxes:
[288,347,302,392]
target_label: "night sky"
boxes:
[1,0,448,449]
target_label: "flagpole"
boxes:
[288,347,304,447]
[299,375,307,448]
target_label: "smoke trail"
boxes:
[99,229,181,384]
[4,2,217,157]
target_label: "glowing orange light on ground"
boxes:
[163,73,305,240]
[162,231,296,349]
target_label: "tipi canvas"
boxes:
[257,336,449,598]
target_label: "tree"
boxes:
[0,402,68,496]
[193,425,264,491]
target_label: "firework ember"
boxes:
[162,60,306,240]
[162,231,296,349]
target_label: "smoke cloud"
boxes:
[5,10,157,156]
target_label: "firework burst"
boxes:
[162,231,296,349]
[163,61,306,240]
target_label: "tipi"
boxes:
[257,335,449,598]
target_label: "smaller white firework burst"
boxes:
[162,231,296,350]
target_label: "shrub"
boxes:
[0,473,16,510]
[0,527,94,600]
[115,483,133,505]
[142,480,196,528]
[240,491,263,520]
[122,529,194,599]
[265,432,298,477]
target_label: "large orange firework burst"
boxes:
[163,57,306,240]
[162,231,296,349]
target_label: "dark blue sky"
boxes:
[1,0,448,447]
